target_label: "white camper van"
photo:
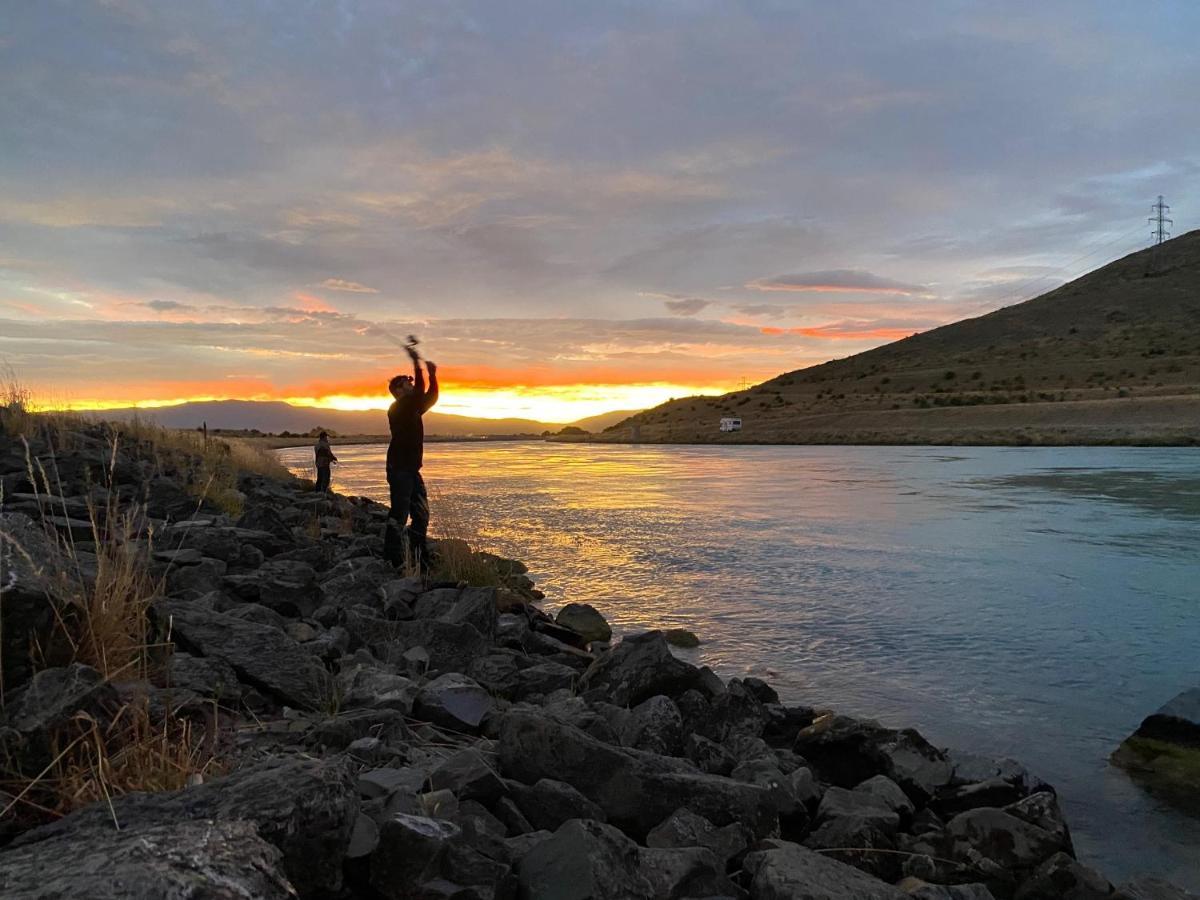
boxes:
[719,417,742,433]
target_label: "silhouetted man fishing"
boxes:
[313,430,337,492]
[383,337,438,571]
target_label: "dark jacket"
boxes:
[314,439,337,468]
[387,367,438,472]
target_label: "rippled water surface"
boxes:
[279,442,1200,886]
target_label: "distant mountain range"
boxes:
[90,399,639,437]
[601,230,1200,445]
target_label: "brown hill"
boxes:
[601,229,1200,445]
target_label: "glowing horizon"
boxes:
[48,380,736,425]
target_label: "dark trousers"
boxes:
[383,468,429,568]
[314,465,331,492]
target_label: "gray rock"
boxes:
[512,661,578,700]
[945,807,1063,874]
[439,586,499,639]
[641,845,736,899]
[224,558,321,617]
[509,778,608,831]
[367,813,461,894]
[900,880,997,899]
[685,732,737,775]
[164,652,242,702]
[620,694,683,756]
[554,603,612,643]
[0,512,62,692]
[12,756,357,897]
[578,630,701,706]
[1005,791,1073,855]
[0,818,296,899]
[429,748,505,803]
[856,774,916,818]
[361,615,491,675]
[789,767,822,809]
[337,664,417,713]
[165,555,227,597]
[816,785,900,832]
[743,839,907,899]
[225,602,289,630]
[358,766,426,800]
[414,673,495,731]
[158,598,333,710]
[346,812,381,859]
[516,819,654,900]
[1,663,118,770]
[1014,851,1117,900]
[646,806,748,867]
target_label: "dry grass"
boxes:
[1,390,230,827]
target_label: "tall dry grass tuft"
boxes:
[2,392,234,826]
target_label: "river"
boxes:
[277,441,1200,887]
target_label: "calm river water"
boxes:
[278,441,1200,887]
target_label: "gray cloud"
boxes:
[747,270,933,297]
[664,298,712,315]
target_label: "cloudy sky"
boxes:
[3,1,1198,421]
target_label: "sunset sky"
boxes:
[3,2,1198,422]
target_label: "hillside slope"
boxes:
[601,230,1200,445]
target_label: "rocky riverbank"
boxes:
[0,418,1195,899]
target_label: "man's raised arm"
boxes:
[422,361,439,412]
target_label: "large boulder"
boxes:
[944,807,1064,876]
[516,819,653,900]
[619,694,683,756]
[743,839,908,899]
[646,806,749,868]
[578,631,701,707]
[0,818,296,899]
[554,603,612,643]
[1,663,119,771]
[12,756,358,897]
[1112,688,1200,807]
[157,599,333,710]
[508,778,608,832]
[0,512,66,691]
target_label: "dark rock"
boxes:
[763,703,819,747]
[646,806,749,867]
[900,880,998,899]
[815,785,900,832]
[367,813,461,894]
[0,818,296,899]
[414,673,495,732]
[225,602,289,630]
[641,844,736,899]
[554,602,612,643]
[509,778,608,832]
[945,807,1064,876]
[165,555,227,597]
[1,663,118,770]
[346,812,381,860]
[620,694,683,756]
[237,504,294,540]
[0,512,67,691]
[157,598,333,710]
[224,558,321,617]
[430,748,506,804]
[1112,688,1200,808]
[163,652,242,702]
[578,631,701,707]
[856,774,915,818]
[795,714,952,802]
[511,661,578,700]
[364,615,491,675]
[14,756,357,897]
[686,732,737,776]
[1005,791,1073,856]
[743,676,780,704]
[515,819,653,900]
[358,766,426,801]
[1013,851,1118,900]
[439,586,499,639]
[337,664,417,713]
[743,839,907,899]
[662,627,700,648]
